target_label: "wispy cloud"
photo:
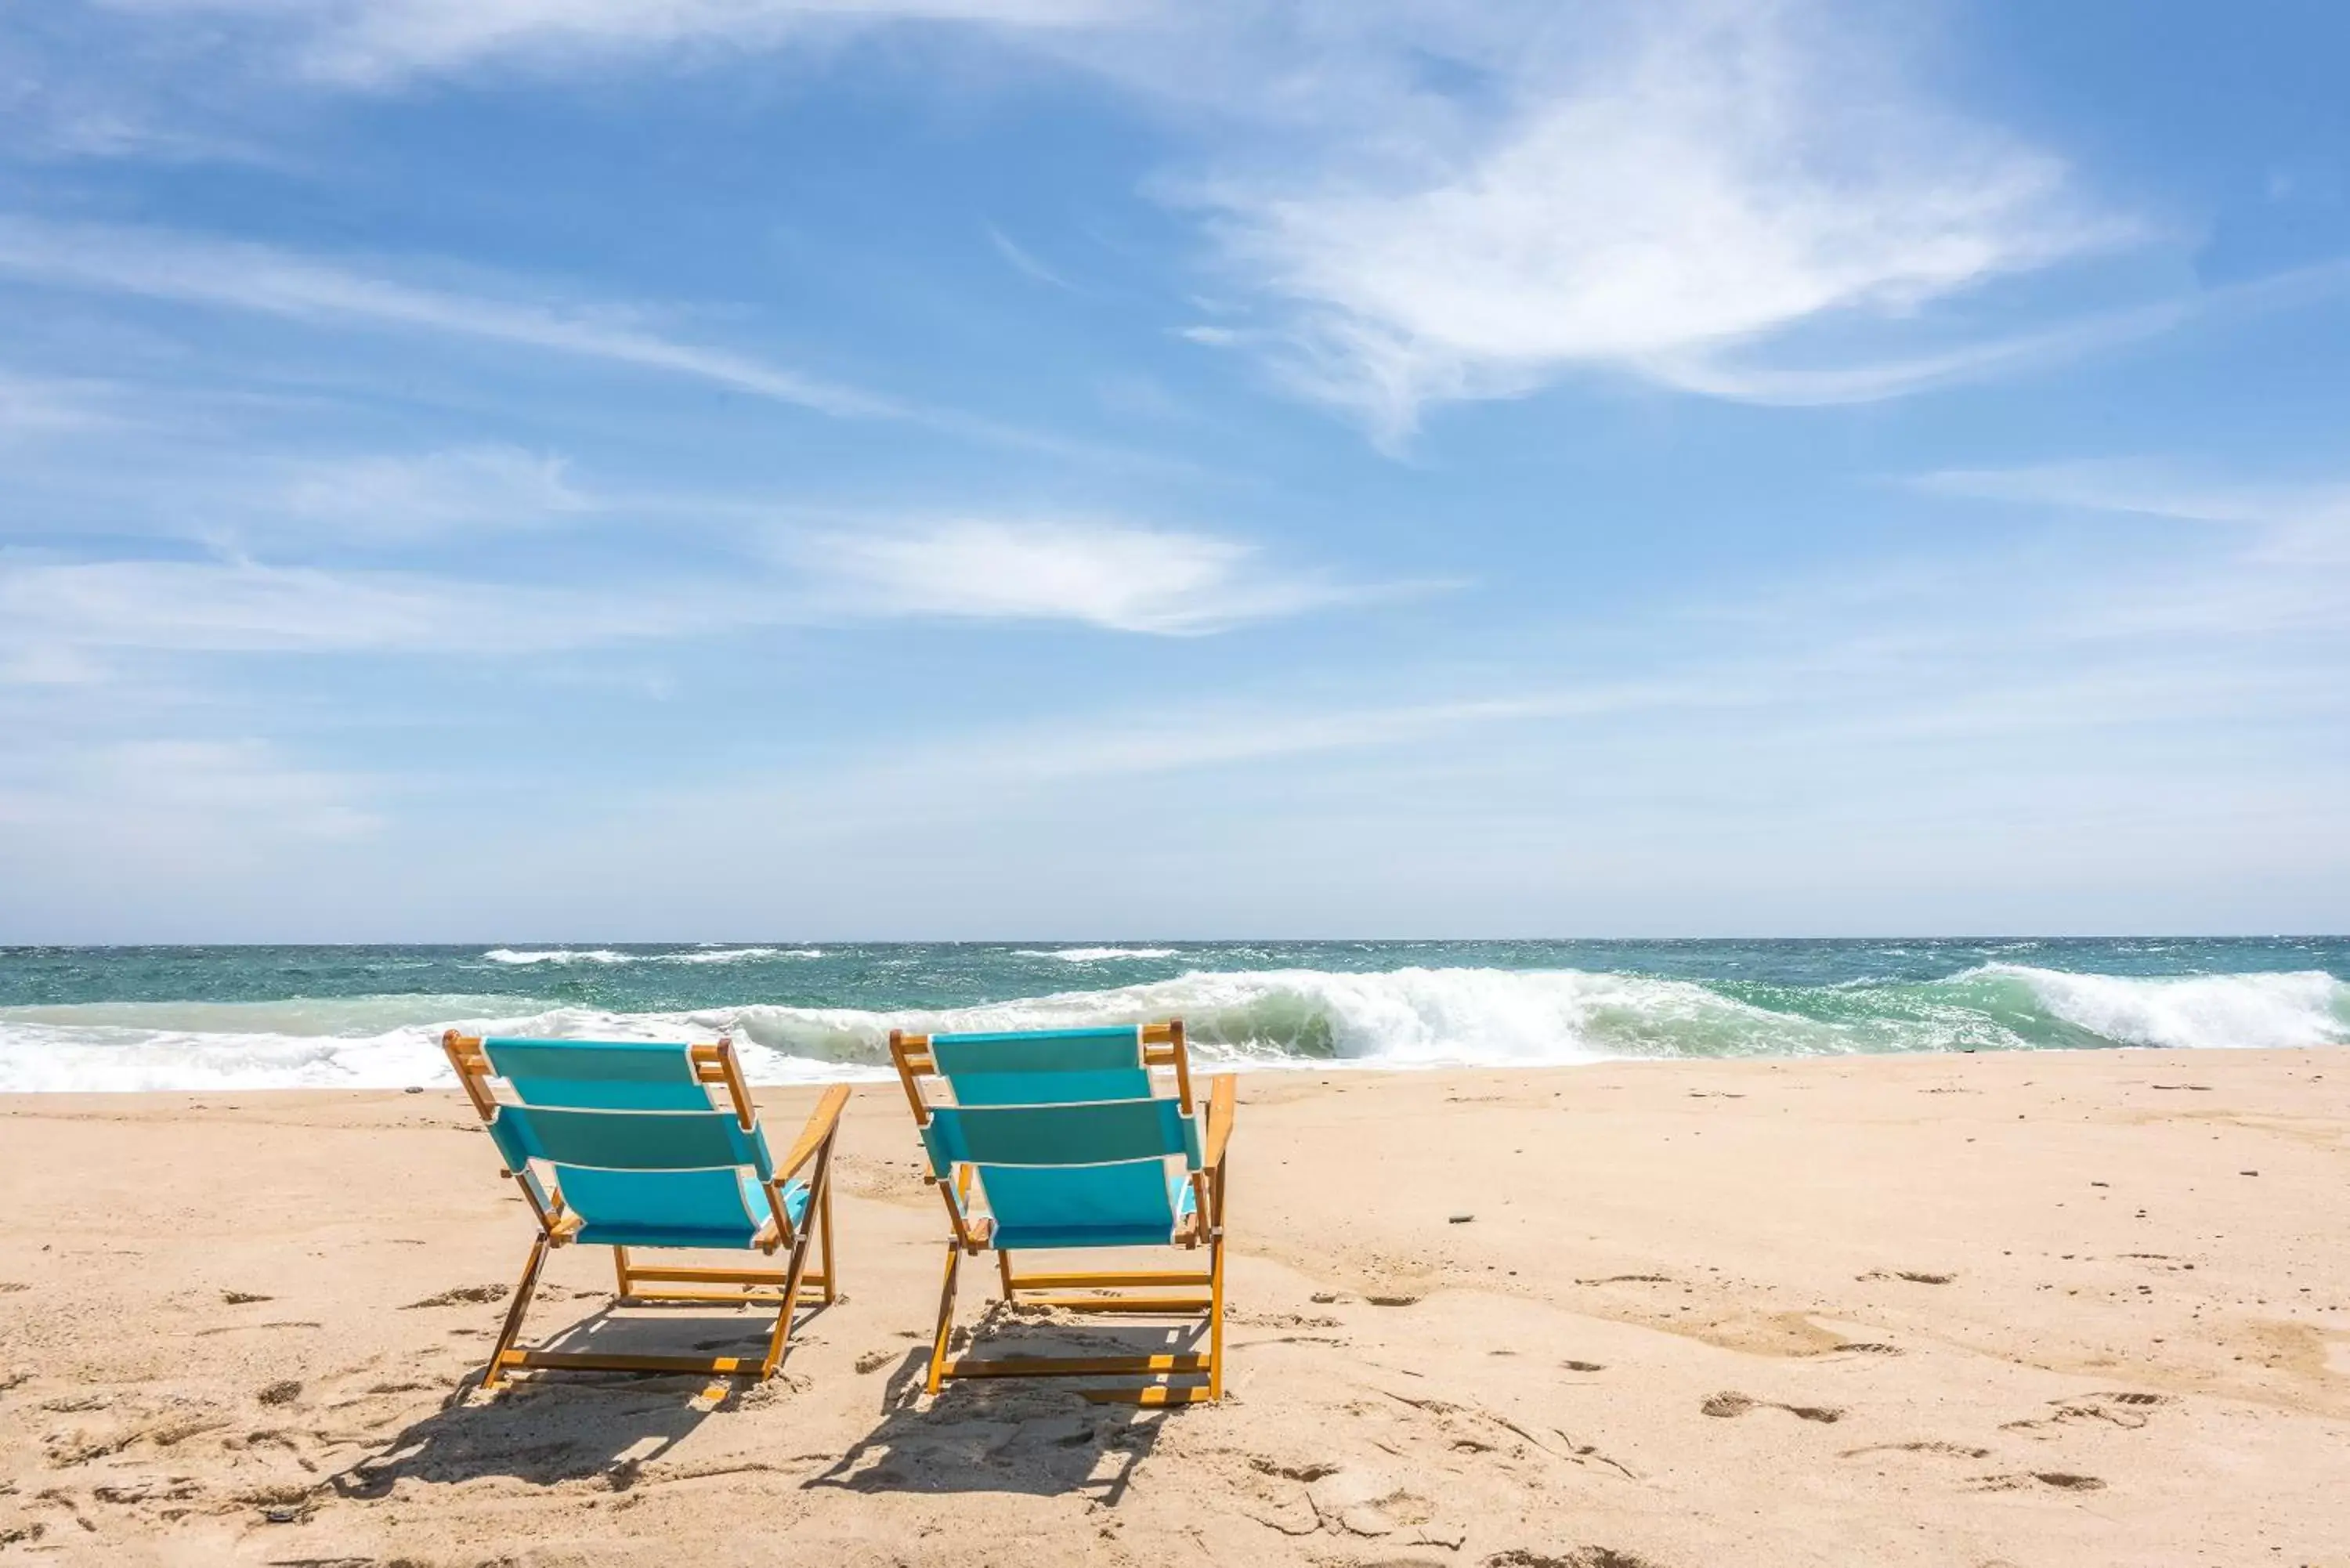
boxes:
[0,216,891,416]
[790,516,1412,634]
[985,224,1072,290]
[0,557,714,665]
[1915,460,2350,535]
[0,510,1396,678]
[98,0,1121,87]
[1176,2,2132,443]
[1911,459,2350,634]
[0,371,121,436]
[43,2,2193,448]
[0,739,379,842]
[278,445,591,537]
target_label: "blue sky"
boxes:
[2,0,2345,941]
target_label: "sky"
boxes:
[1,0,2346,941]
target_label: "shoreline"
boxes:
[4,1047,2346,1563]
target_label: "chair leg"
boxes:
[996,1248,1017,1301]
[926,1242,961,1396]
[1207,1231,1227,1401]
[817,1154,838,1304]
[481,1233,550,1392]
[760,1216,818,1380]
[612,1245,631,1299]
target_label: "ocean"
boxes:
[1,938,2345,1093]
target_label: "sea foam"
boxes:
[3,963,2342,1093]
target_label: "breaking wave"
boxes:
[1017,947,1182,962]
[2,962,2342,1093]
[480,946,821,966]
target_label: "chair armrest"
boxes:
[773,1084,852,1181]
[1202,1074,1237,1169]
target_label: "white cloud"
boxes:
[0,371,120,436]
[1182,2,2131,443]
[1917,461,2350,535]
[1911,460,2350,635]
[93,0,1119,85]
[0,739,379,842]
[0,216,889,416]
[48,2,2177,445]
[279,445,590,537]
[0,512,1383,677]
[985,223,1072,290]
[0,556,714,664]
[794,516,1385,634]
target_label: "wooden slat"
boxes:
[504,1349,761,1375]
[616,1297,818,1306]
[1202,1072,1237,1169]
[1082,1384,1216,1406]
[442,1030,497,1119]
[1168,1018,1193,1113]
[773,1084,851,1180]
[1011,1293,1211,1313]
[620,1265,793,1285]
[888,1029,935,1125]
[1007,1270,1212,1291]
[944,1353,1209,1378]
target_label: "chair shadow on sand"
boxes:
[331,1302,810,1495]
[806,1306,1195,1503]
[331,1300,1186,1503]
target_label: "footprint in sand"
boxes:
[1841,1440,1990,1460]
[400,1284,510,1310]
[1701,1390,1844,1423]
[1973,1471,2106,1493]
[2004,1390,2171,1434]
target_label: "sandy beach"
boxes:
[4,1046,2346,1566]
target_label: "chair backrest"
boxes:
[483,1037,718,1110]
[929,1025,1155,1107]
[445,1034,776,1245]
[485,1101,776,1180]
[918,1095,1201,1174]
[891,1021,1202,1247]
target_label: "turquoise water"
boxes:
[2,938,2345,1091]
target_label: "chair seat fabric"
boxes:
[563,1167,809,1248]
[984,1163,1196,1251]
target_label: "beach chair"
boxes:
[441,1031,848,1388]
[888,1021,1235,1405]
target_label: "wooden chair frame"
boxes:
[443,1030,848,1389]
[889,1021,1236,1406]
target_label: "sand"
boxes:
[2,1046,2346,1566]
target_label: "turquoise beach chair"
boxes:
[888,1021,1236,1404]
[442,1031,848,1388]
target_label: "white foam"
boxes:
[479,946,823,966]
[4,963,2342,1093]
[1018,947,1181,963]
[1977,964,2350,1051]
[481,948,634,966]
[656,947,804,964]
